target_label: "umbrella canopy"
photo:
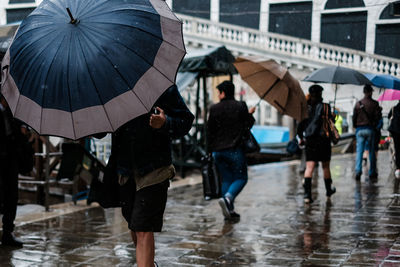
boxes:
[303,66,372,85]
[365,74,400,90]
[234,56,308,121]
[1,0,185,140]
[378,89,400,101]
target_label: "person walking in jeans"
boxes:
[352,85,382,181]
[207,81,255,219]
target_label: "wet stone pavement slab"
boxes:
[2,152,400,266]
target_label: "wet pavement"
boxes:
[2,152,400,266]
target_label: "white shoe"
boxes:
[395,169,400,179]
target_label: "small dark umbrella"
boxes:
[303,66,372,106]
[1,0,185,140]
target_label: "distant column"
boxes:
[311,1,323,43]
[365,5,379,54]
[0,0,7,24]
[259,0,269,32]
[210,0,219,22]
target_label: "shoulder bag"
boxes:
[241,130,261,154]
[323,104,340,144]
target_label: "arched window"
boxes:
[375,2,400,59]
[173,0,210,20]
[379,1,400,19]
[325,0,365,9]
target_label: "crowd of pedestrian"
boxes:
[1,77,399,267]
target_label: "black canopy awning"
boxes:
[178,46,237,76]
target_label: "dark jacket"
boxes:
[297,102,333,140]
[112,85,194,176]
[207,97,255,152]
[389,102,400,134]
[352,96,382,128]
[0,106,21,159]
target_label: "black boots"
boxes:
[303,177,313,204]
[324,178,336,197]
[1,232,23,247]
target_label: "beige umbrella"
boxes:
[234,56,308,121]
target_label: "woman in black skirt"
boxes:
[297,85,336,204]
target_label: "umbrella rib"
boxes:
[39,34,68,135]
[66,30,77,139]
[260,78,280,100]
[76,37,115,132]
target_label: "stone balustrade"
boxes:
[179,14,400,77]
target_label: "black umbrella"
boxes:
[303,66,372,106]
[1,0,185,140]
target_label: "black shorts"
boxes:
[305,136,331,162]
[121,178,169,232]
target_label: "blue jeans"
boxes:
[213,148,248,202]
[355,128,376,176]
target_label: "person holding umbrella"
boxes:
[108,85,194,267]
[352,85,382,181]
[297,85,336,204]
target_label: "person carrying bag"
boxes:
[207,81,256,220]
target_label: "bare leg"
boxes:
[135,231,155,267]
[304,161,316,178]
[321,161,331,179]
[130,231,137,247]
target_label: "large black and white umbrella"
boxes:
[1,0,185,140]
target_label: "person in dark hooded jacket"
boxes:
[108,85,194,267]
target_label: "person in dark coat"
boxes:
[388,101,400,178]
[0,94,23,247]
[108,85,194,267]
[297,85,336,204]
[352,85,382,181]
[207,81,255,219]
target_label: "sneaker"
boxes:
[369,173,378,179]
[230,211,240,218]
[395,169,400,179]
[218,197,231,219]
[355,173,361,181]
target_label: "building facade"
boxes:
[171,0,400,59]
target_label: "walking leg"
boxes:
[322,161,336,197]
[135,231,155,267]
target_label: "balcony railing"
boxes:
[178,14,400,77]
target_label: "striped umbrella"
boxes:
[1,0,185,140]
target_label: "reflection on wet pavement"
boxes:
[2,152,400,266]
